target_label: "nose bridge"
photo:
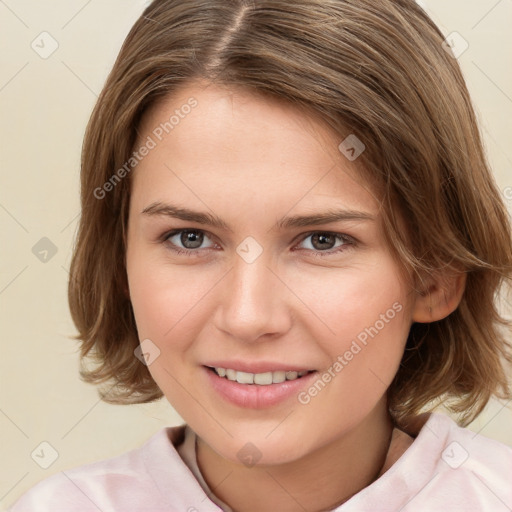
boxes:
[215,252,289,342]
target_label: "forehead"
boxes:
[131,82,380,218]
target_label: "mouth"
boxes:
[203,365,319,409]
[206,366,315,385]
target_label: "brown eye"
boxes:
[164,229,215,253]
[297,232,352,253]
[180,230,204,249]
[310,233,336,250]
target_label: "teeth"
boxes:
[213,367,312,385]
[254,372,273,385]
[236,371,254,384]
[272,370,286,383]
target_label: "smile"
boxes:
[204,365,319,408]
[210,366,314,385]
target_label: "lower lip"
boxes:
[203,366,318,409]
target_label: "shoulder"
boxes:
[7,426,187,512]
[426,412,512,473]
[401,412,512,511]
[343,412,512,512]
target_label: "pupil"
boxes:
[181,230,203,249]
[312,233,334,250]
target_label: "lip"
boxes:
[203,360,315,374]
[203,365,318,409]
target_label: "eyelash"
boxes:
[160,229,356,258]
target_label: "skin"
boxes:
[125,80,465,511]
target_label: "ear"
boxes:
[412,269,467,323]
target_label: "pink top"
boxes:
[8,413,512,511]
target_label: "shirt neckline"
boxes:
[145,412,446,511]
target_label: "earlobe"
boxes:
[412,271,467,323]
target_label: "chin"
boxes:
[205,425,315,467]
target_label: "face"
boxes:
[126,80,416,465]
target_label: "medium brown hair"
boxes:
[69,0,512,427]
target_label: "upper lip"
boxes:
[204,361,316,374]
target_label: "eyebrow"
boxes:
[141,202,375,231]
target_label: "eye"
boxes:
[295,232,354,255]
[164,229,216,254]
[161,229,355,258]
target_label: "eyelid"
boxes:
[291,230,356,255]
[292,230,356,246]
[161,228,357,257]
[162,228,218,249]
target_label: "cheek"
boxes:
[288,260,408,338]
[125,253,213,399]
[126,250,221,343]
[288,260,410,391]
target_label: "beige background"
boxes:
[1,0,511,508]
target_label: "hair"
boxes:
[68,0,512,428]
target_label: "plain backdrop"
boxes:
[1,0,511,508]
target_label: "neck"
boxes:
[196,398,394,512]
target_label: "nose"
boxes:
[213,254,292,343]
